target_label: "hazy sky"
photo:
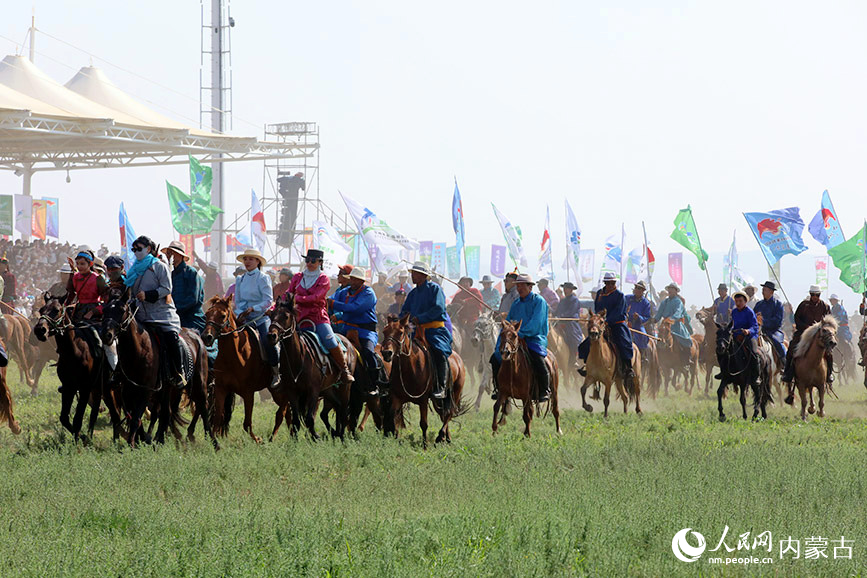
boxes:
[2,1,867,305]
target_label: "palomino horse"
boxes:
[201,295,272,442]
[101,288,216,448]
[547,327,573,391]
[268,294,356,440]
[493,320,561,436]
[34,294,122,442]
[469,311,498,410]
[656,318,699,395]
[695,307,719,396]
[714,323,774,421]
[579,312,642,417]
[25,302,58,395]
[786,316,837,421]
[380,315,466,447]
[0,306,34,393]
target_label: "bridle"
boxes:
[384,327,412,358]
[37,301,74,336]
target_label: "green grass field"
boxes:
[1,364,866,577]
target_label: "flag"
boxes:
[452,178,466,252]
[579,249,595,284]
[536,205,553,281]
[625,247,643,284]
[723,230,738,288]
[340,192,418,273]
[564,199,582,280]
[419,241,433,265]
[166,181,222,235]
[14,195,31,237]
[828,223,867,293]
[312,220,352,277]
[601,233,622,276]
[807,190,845,248]
[250,189,267,251]
[189,155,213,206]
[432,242,447,275]
[31,199,47,240]
[446,246,460,279]
[668,252,683,285]
[465,246,480,279]
[0,196,12,237]
[43,197,59,238]
[670,205,708,271]
[118,202,137,269]
[815,256,829,292]
[491,204,528,268]
[743,207,808,265]
[490,244,506,278]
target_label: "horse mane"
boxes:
[794,315,837,359]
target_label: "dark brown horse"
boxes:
[493,320,562,435]
[380,315,466,447]
[201,295,272,442]
[101,288,216,448]
[267,294,356,440]
[34,294,122,442]
[656,318,699,394]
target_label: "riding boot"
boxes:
[431,353,448,399]
[329,346,355,384]
[163,330,187,388]
[490,354,501,400]
[365,366,381,396]
[577,363,587,377]
[532,355,551,402]
[621,357,635,391]
[268,365,281,391]
[825,352,834,385]
[781,349,795,383]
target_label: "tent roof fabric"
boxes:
[0,55,314,172]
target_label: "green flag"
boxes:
[828,223,867,293]
[166,181,222,235]
[189,155,212,201]
[670,205,708,271]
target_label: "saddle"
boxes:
[242,326,269,365]
[148,330,194,392]
[296,330,348,377]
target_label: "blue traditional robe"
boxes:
[331,285,378,344]
[753,296,786,359]
[713,294,735,325]
[625,294,652,350]
[554,294,582,353]
[401,281,452,355]
[731,306,758,340]
[655,296,692,349]
[831,303,852,342]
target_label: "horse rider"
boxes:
[125,235,187,387]
[729,290,761,383]
[498,272,519,314]
[554,281,583,362]
[286,248,355,386]
[390,270,412,295]
[713,283,735,325]
[272,267,293,300]
[450,276,484,329]
[400,261,452,399]
[654,281,693,362]
[752,281,786,365]
[64,248,108,323]
[328,265,354,331]
[782,285,833,386]
[536,278,560,310]
[194,254,225,300]
[577,272,635,388]
[490,274,551,402]
[829,294,852,346]
[159,241,205,333]
[104,255,126,289]
[49,262,74,298]
[329,267,382,395]
[625,280,653,358]
[480,275,501,310]
[0,257,17,306]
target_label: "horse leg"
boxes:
[86,390,101,440]
[739,381,748,420]
[269,397,286,442]
[808,387,816,415]
[418,401,429,449]
[58,388,76,435]
[522,400,532,437]
[603,383,611,418]
[717,383,727,422]
[153,391,172,444]
[620,379,628,414]
[474,380,485,412]
[817,385,826,418]
[491,398,502,434]
[551,384,562,435]
[319,401,333,437]
[71,387,91,442]
[580,379,593,413]
[302,395,320,441]
[798,385,808,421]
[241,392,262,443]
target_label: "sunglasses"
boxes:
[305,257,321,264]
[132,247,144,253]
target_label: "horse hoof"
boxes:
[9,422,21,435]
[718,414,726,422]
[29,389,38,398]
[818,411,825,418]
[808,407,815,415]
[784,395,794,406]
[582,404,593,413]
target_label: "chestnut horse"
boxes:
[380,315,466,447]
[786,316,837,421]
[0,306,34,393]
[201,295,272,442]
[0,336,20,435]
[34,294,122,442]
[267,294,356,440]
[656,318,699,395]
[492,319,562,436]
[578,312,642,417]
[101,288,216,448]
[695,307,719,396]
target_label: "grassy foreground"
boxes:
[1,365,866,577]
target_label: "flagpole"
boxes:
[686,206,715,302]
[728,229,735,289]
[861,220,866,293]
[642,221,656,304]
[619,222,625,290]
[742,213,791,305]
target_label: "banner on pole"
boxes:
[432,242,447,275]
[815,257,829,293]
[446,246,460,279]
[0,196,12,236]
[668,252,683,285]
[465,246,480,279]
[419,241,433,265]
[490,244,506,278]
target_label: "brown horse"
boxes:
[787,315,837,421]
[859,324,867,389]
[200,295,272,442]
[547,326,574,391]
[579,312,641,417]
[695,307,719,396]
[101,288,216,448]
[24,306,58,395]
[0,306,34,392]
[380,315,466,447]
[656,318,699,394]
[492,320,561,436]
[0,337,20,435]
[268,294,356,440]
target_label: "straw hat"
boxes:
[160,240,189,262]
[348,267,367,281]
[236,248,266,267]
[409,261,431,276]
[514,273,535,285]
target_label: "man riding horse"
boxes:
[553,281,582,362]
[625,280,653,358]
[713,283,735,325]
[329,266,382,395]
[753,281,786,365]
[782,285,832,387]
[162,241,206,333]
[400,261,452,399]
[654,281,692,363]
[577,271,635,389]
[727,290,762,385]
[490,273,551,402]
[829,293,852,350]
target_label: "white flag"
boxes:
[579,249,595,284]
[14,195,31,237]
[491,203,528,269]
[536,205,553,281]
[312,220,352,277]
[564,199,581,281]
[340,192,418,274]
[250,189,267,252]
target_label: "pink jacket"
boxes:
[287,272,330,325]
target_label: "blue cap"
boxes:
[104,255,124,269]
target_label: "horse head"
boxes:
[499,319,522,361]
[381,313,410,363]
[818,317,838,352]
[100,286,132,345]
[34,292,68,341]
[201,295,236,347]
[715,321,732,358]
[657,318,674,343]
[695,306,714,326]
[471,312,493,347]
[268,293,297,346]
[587,311,606,342]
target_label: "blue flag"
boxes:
[743,207,808,265]
[807,190,845,248]
[118,202,137,270]
[452,178,466,252]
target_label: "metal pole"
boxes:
[619,222,625,290]
[29,13,35,63]
[209,0,225,275]
[687,206,715,302]
[21,164,32,242]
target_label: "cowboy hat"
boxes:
[348,267,367,281]
[666,282,680,292]
[459,276,474,286]
[514,273,535,285]
[302,249,324,261]
[760,281,777,291]
[830,293,840,300]
[279,267,293,276]
[409,261,432,276]
[560,281,577,290]
[103,256,124,270]
[634,280,647,290]
[160,240,189,262]
[236,248,267,267]
[717,283,728,290]
[481,275,494,283]
[808,284,822,294]
[733,290,748,300]
[602,271,617,282]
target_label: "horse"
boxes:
[469,311,498,410]
[695,307,720,396]
[656,318,699,395]
[786,315,837,421]
[859,324,867,389]
[638,338,662,399]
[578,311,641,418]
[753,311,787,401]
[267,294,356,440]
[380,315,466,447]
[24,303,58,395]
[101,288,216,448]
[547,326,573,391]
[714,323,773,421]
[0,335,19,435]
[833,335,856,385]
[200,295,272,442]
[0,306,34,393]
[33,293,122,442]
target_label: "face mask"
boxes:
[134,249,147,261]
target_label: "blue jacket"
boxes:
[331,285,378,343]
[732,306,758,340]
[594,288,628,325]
[625,294,652,349]
[753,296,783,333]
[401,281,447,325]
[508,292,549,355]
[713,294,735,324]
[233,268,272,320]
[171,262,205,331]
